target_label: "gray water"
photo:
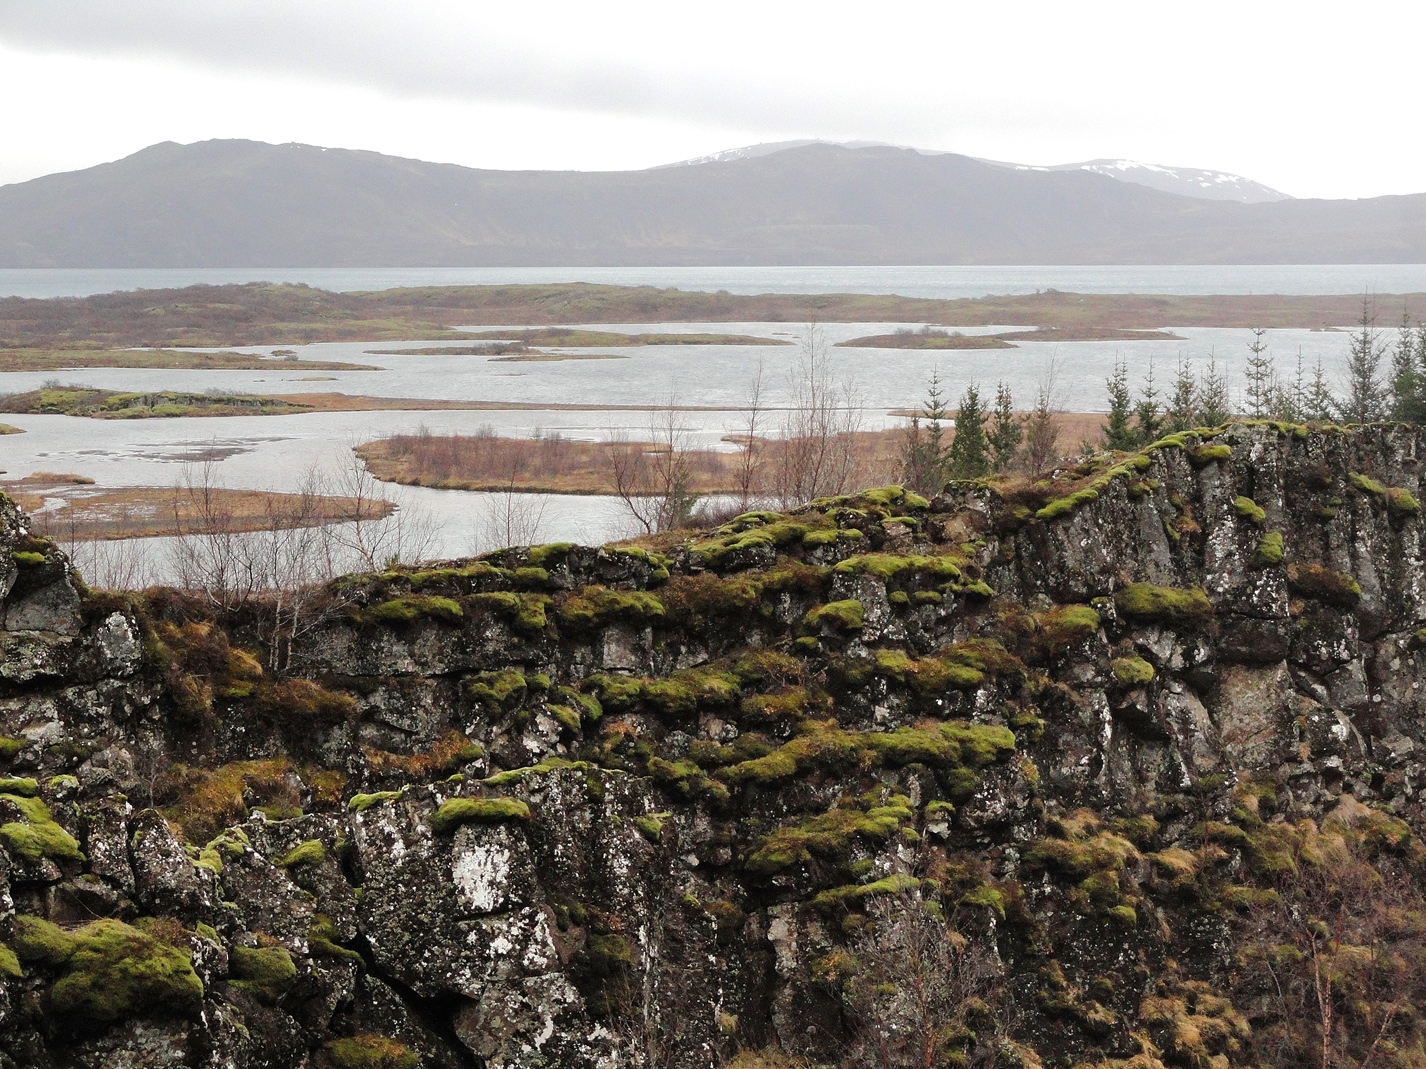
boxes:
[0,307,1389,578]
[4,264,1426,300]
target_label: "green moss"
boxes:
[0,777,38,796]
[348,791,402,812]
[556,586,665,631]
[833,553,962,583]
[466,669,528,709]
[1114,583,1213,626]
[811,873,920,910]
[430,796,531,834]
[1187,443,1232,467]
[11,550,45,567]
[278,839,326,868]
[1388,487,1422,516]
[527,542,575,566]
[802,599,864,633]
[634,813,668,842]
[1349,471,1387,496]
[1233,496,1266,524]
[325,1036,419,1069]
[720,721,1015,790]
[1287,563,1362,607]
[308,915,363,966]
[746,800,915,875]
[470,592,550,635]
[483,757,588,788]
[15,916,76,965]
[0,792,83,862]
[1111,656,1155,686]
[0,738,26,761]
[362,595,463,625]
[12,917,203,1019]
[1252,531,1285,567]
[1035,605,1101,651]
[1035,487,1101,521]
[0,944,19,979]
[229,945,296,1002]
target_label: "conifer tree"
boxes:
[1133,361,1163,444]
[1340,296,1387,424]
[948,383,989,478]
[1198,351,1231,426]
[900,369,951,492]
[1164,352,1198,433]
[1102,359,1137,450]
[1243,328,1276,419]
[1390,314,1424,423]
[1305,357,1337,422]
[988,382,1023,472]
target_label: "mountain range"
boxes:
[0,138,1422,267]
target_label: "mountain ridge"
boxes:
[1,138,1423,267]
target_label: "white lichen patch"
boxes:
[454,840,514,913]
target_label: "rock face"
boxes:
[5,423,1426,1068]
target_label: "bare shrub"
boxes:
[769,324,865,507]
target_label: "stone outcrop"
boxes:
[4,423,1426,1067]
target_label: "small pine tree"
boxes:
[1305,356,1337,422]
[900,370,952,492]
[1164,352,1198,433]
[1133,361,1163,444]
[948,383,989,478]
[988,382,1023,472]
[1272,347,1307,423]
[1390,314,1424,423]
[1340,296,1387,424]
[1243,328,1277,419]
[1198,351,1231,426]
[1102,359,1137,450]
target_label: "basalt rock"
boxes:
[4,424,1426,1067]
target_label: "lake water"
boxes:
[3,264,1426,300]
[0,285,1396,578]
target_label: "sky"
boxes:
[1,1,1422,200]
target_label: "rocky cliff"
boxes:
[4,423,1426,1068]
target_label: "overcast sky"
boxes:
[1,0,1421,200]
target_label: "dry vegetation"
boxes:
[0,348,377,372]
[1,281,1418,349]
[4,473,394,541]
[355,426,904,496]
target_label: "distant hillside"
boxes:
[672,142,1292,204]
[1,139,1423,267]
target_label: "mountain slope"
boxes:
[0,139,1422,266]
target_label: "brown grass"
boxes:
[0,348,377,372]
[4,478,394,541]
[357,427,908,496]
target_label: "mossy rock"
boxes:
[348,791,402,812]
[277,839,325,868]
[1114,583,1213,626]
[1110,656,1155,686]
[556,586,665,631]
[325,1036,418,1069]
[362,595,463,625]
[0,793,84,863]
[229,945,296,1002]
[429,796,531,834]
[1232,496,1265,524]
[16,917,204,1021]
[801,599,865,633]
[1287,563,1362,607]
[1186,443,1232,467]
[1252,531,1284,568]
[1035,605,1101,652]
